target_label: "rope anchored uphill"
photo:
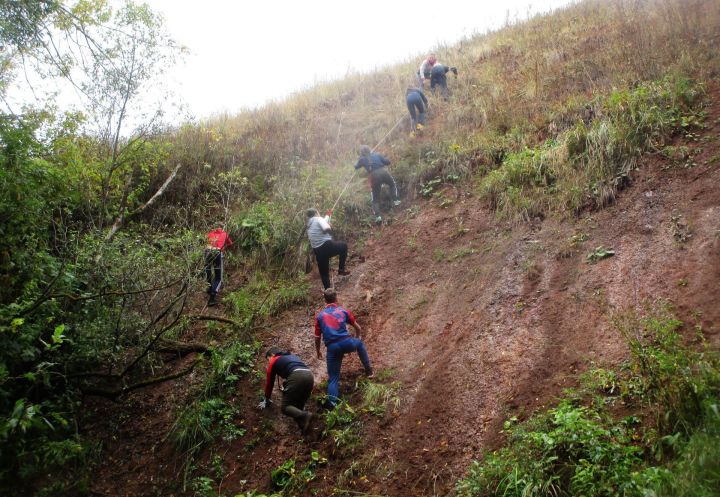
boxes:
[330,114,407,212]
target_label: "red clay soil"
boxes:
[85,89,720,497]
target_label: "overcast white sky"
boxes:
[145,0,575,117]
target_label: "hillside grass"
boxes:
[456,303,720,497]
[157,0,720,274]
[155,0,720,491]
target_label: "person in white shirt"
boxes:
[417,54,437,88]
[306,208,350,289]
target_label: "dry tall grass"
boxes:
[153,0,719,261]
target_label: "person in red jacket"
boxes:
[205,224,233,306]
[257,347,315,434]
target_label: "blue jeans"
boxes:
[326,338,372,405]
[430,72,448,100]
[406,93,426,128]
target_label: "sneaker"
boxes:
[208,295,217,307]
[375,216,383,223]
[393,200,401,206]
[338,269,351,276]
[409,131,416,138]
[365,370,375,379]
[416,123,424,130]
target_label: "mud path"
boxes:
[86,90,720,497]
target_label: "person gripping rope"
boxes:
[306,208,350,290]
[406,87,429,134]
[204,224,233,306]
[416,54,437,88]
[314,288,373,407]
[354,145,400,223]
[257,347,315,435]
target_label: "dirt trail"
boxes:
[87,90,720,497]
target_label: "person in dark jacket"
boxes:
[430,63,458,100]
[354,145,400,223]
[314,288,373,407]
[306,208,350,289]
[406,87,429,133]
[258,347,315,434]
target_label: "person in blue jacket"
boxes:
[430,63,458,100]
[406,87,429,133]
[354,145,400,223]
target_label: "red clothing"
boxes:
[263,353,308,398]
[314,303,356,344]
[207,228,233,250]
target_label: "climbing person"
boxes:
[430,63,458,100]
[204,223,233,306]
[406,87,429,135]
[306,208,350,290]
[354,145,400,223]
[314,288,373,407]
[257,347,315,435]
[416,54,437,88]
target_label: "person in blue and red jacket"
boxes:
[257,347,315,434]
[314,288,373,407]
[205,223,233,306]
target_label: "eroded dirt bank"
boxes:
[87,92,720,497]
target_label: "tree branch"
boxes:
[104,163,182,242]
[188,314,242,328]
[81,359,200,400]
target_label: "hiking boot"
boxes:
[338,269,351,276]
[208,295,217,307]
[301,412,314,435]
[365,369,375,379]
[393,200,401,207]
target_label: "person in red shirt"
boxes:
[205,224,233,306]
[257,347,315,435]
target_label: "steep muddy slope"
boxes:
[87,91,720,497]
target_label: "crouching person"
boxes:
[258,347,315,434]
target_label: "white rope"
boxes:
[329,114,407,212]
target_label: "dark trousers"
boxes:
[430,73,449,100]
[204,249,223,296]
[406,93,426,128]
[326,338,372,406]
[313,240,348,289]
[369,168,399,216]
[281,369,314,427]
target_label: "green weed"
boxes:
[586,246,615,263]
[359,381,400,417]
[271,451,327,495]
[458,302,720,497]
